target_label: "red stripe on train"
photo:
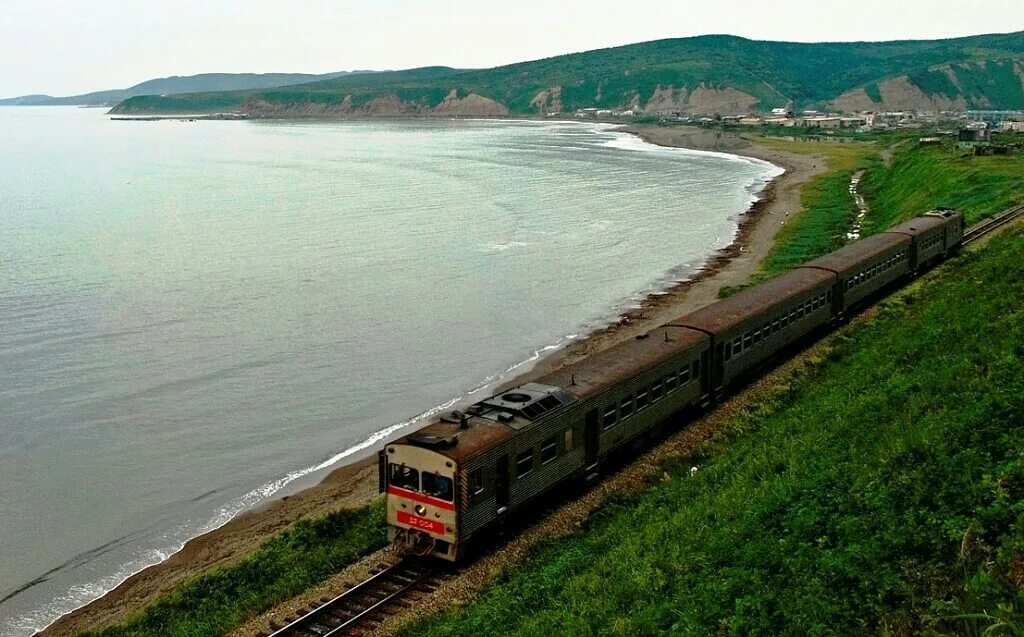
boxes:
[387,485,456,511]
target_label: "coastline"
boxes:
[38,124,827,637]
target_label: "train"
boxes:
[378,209,965,561]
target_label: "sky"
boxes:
[2,0,1022,97]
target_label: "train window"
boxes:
[468,469,484,497]
[541,436,557,465]
[692,359,701,375]
[652,381,663,400]
[636,390,649,411]
[752,329,761,344]
[564,428,575,451]
[733,339,742,356]
[422,472,454,501]
[516,449,534,478]
[603,404,618,429]
[743,333,753,349]
[666,373,678,391]
[620,397,634,418]
[388,464,419,491]
[680,367,691,384]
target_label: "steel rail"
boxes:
[964,204,1024,244]
[267,559,429,637]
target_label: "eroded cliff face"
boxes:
[833,74,970,112]
[642,84,759,115]
[242,91,507,117]
[434,90,508,115]
[530,86,563,113]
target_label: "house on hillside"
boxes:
[957,128,991,148]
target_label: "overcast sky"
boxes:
[3,0,1021,98]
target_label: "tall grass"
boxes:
[406,228,1024,636]
[860,139,1024,232]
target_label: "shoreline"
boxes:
[38,124,827,637]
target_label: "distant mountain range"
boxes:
[108,31,1024,117]
[0,71,376,106]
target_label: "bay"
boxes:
[0,107,779,636]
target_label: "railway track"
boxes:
[964,204,1024,244]
[265,558,444,637]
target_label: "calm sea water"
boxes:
[0,107,780,636]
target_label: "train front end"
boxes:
[382,442,459,560]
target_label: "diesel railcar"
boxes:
[379,209,965,561]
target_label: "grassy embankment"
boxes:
[81,501,386,637]
[722,133,1024,298]
[404,224,1024,636]
[860,136,1024,233]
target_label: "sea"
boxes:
[0,106,781,636]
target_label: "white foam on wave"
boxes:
[481,240,530,253]
[598,128,785,178]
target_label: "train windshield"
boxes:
[388,464,419,491]
[422,472,454,501]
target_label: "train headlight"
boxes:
[415,504,427,516]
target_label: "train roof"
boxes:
[539,323,709,401]
[886,214,948,237]
[392,415,515,464]
[391,382,571,463]
[799,232,909,274]
[675,267,835,335]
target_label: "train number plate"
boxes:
[397,511,446,535]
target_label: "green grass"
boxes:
[860,137,1024,232]
[719,137,878,297]
[404,227,1024,637]
[722,132,1024,298]
[754,138,878,276]
[81,501,387,637]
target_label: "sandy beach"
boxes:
[39,124,827,637]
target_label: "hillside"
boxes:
[0,71,373,107]
[110,31,1024,116]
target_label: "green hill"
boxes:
[110,32,1024,116]
[0,71,375,107]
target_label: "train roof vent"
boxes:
[478,382,567,424]
[408,434,457,450]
